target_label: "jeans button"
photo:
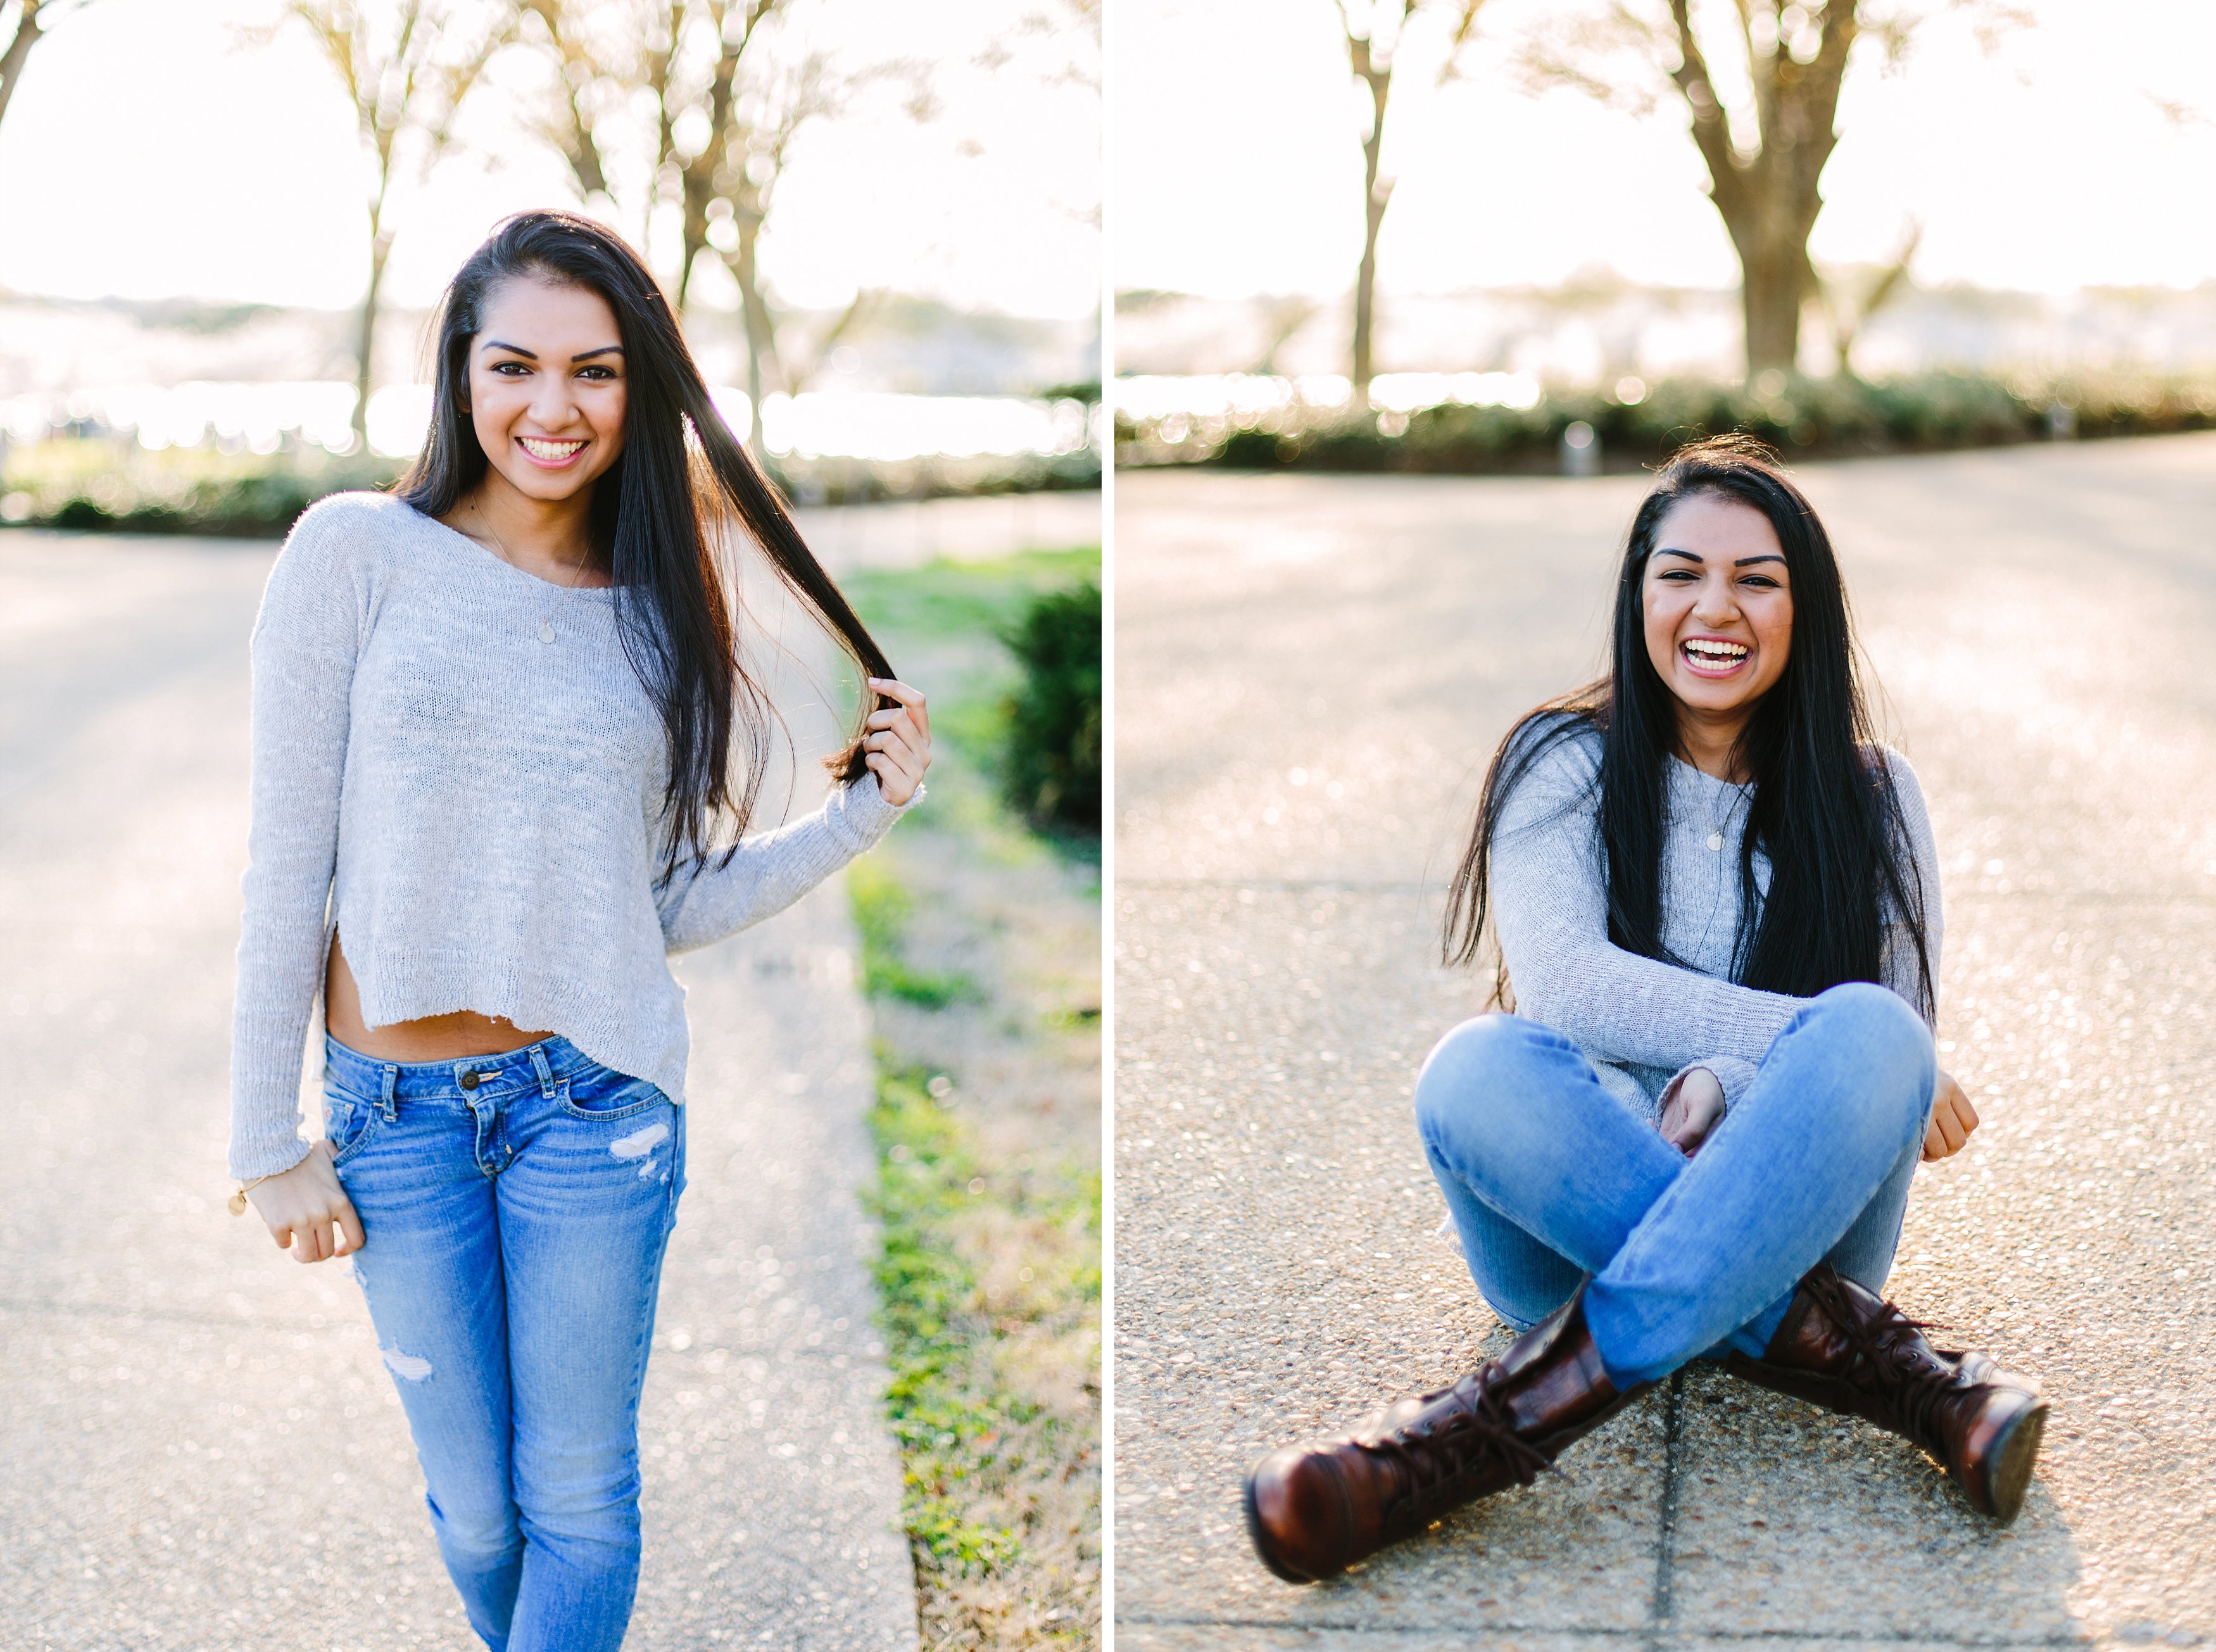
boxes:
[460,1071,481,1090]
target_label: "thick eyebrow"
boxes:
[477,341,624,362]
[1654,547,1787,569]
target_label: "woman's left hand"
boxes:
[1922,1068,1980,1162]
[863,677,931,806]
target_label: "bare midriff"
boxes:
[324,931,557,1062]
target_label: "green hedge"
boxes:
[1121,370,2216,476]
[1002,579,1102,835]
[2,437,1102,538]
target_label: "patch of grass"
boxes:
[865,1056,1100,1620]
[843,547,1102,1647]
[850,856,984,1009]
[841,548,1102,639]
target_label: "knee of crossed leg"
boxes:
[1414,1013,1548,1166]
[1806,981,1937,1148]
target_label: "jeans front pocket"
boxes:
[324,1085,386,1166]
[558,1066,671,1123]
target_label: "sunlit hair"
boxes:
[397,209,892,875]
[1442,434,1934,1017]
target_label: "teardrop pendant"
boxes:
[539,618,557,644]
[1706,831,1724,852]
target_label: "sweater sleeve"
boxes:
[1877,749,1944,1032]
[228,506,366,1179]
[1489,729,1803,1073]
[656,774,920,955]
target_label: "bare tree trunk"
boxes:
[728,225,785,453]
[353,226,393,448]
[1739,231,1804,377]
[1666,0,1857,380]
[1347,34,1395,405]
[0,0,51,135]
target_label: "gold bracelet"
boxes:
[228,1173,279,1216]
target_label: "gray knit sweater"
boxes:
[229,492,915,1179]
[1489,722,1942,1122]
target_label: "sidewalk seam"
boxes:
[1648,1367,1687,1646]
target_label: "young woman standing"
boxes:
[225,211,929,1649]
[1244,438,2046,1584]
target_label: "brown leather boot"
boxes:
[1725,1262,2048,1522]
[1243,1287,1646,1583]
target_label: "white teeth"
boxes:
[1683,639,1747,661]
[520,437,583,459]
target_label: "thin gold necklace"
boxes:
[475,503,592,645]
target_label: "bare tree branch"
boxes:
[280,0,513,441]
[1335,0,1493,401]
[1516,1,2020,376]
[0,0,95,136]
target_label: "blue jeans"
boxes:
[1415,983,1934,1388]
[325,1033,687,1652]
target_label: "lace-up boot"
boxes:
[1243,1287,1645,1582]
[1725,1262,2048,1522]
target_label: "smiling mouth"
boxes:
[1680,637,1749,676]
[517,436,588,465]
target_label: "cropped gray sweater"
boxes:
[229,493,915,1179]
[1489,722,1942,1121]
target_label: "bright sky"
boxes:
[0,0,1099,318]
[1114,0,2216,298]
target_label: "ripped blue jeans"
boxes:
[325,1033,686,1652]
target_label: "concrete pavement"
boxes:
[0,530,917,1649]
[1112,436,2216,1648]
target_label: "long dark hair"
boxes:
[1442,435,1932,1017]
[398,209,891,873]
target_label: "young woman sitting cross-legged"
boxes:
[1243,437,2045,1584]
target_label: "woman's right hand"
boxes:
[246,1140,365,1263]
[1659,1064,1727,1155]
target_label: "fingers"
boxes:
[335,1199,367,1258]
[862,724,930,804]
[864,726,930,774]
[867,677,929,739]
[1936,1106,1965,1156]
[864,704,921,738]
[865,750,916,806]
[1955,1089,1981,1138]
[1922,1097,1969,1161]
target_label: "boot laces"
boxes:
[1364,1368,1554,1522]
[1806,1272,1965,1449]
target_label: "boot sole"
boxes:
[1972,1397,2048,1524]
[1241,1472,1321,1584]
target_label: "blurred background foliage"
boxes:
[0,0,1101,534]
[1116,367,2216,476]
[1114,0,2216,475]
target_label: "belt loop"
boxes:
[529,1044,556,1099]
[380,1064,400,1122]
